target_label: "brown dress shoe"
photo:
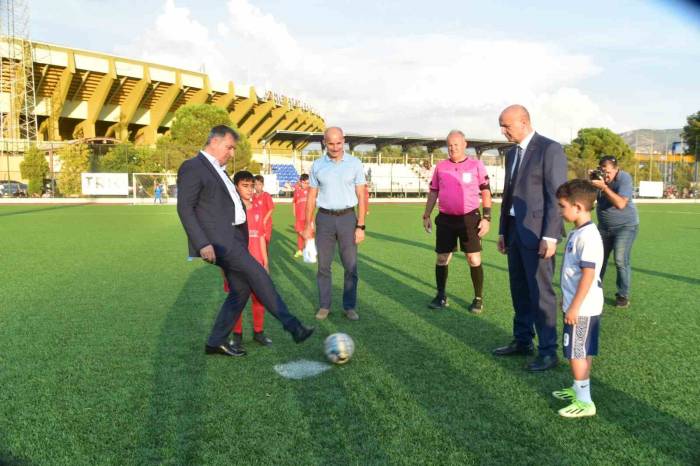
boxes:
[315,308,330,320]
[345,309,359,321]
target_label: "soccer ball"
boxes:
[324,333,355,364]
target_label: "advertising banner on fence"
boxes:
[81,173,129,196]
[638,181,663,198]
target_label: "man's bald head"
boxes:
[499,105,533,144]
[323,126,345,159]
[324,126,344,139]
[501,105,531,124]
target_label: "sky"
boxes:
[27,0,700,142]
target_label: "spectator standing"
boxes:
[589,155,639,308]
[302,127,367,321]
[224,170,273,349]
[154,183,163,204]
[293,174,310,258]
[493,105,568,372]
[552,179,604,418]
[254,175,275,251]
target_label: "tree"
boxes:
[225,133,259,174]
[100,143,160,174]
[564,128,634,179]
[57,143,90,196]
[681,110,700,158]
[671,162,694,191]
[20,145,49,195]
[158,104,254,172]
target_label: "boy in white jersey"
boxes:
[553,179,604,418]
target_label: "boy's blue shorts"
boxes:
[562,315,600,359]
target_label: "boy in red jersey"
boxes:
[293,174,310,257]
[254,175,274,251]
[223,171,272,349]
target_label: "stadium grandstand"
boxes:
[260,130,514,196]
[0,36,515,198]
[0,35,530,198]
[0,37,324,183]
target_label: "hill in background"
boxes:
[618,128,683,153]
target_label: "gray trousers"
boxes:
[315,211,358,311]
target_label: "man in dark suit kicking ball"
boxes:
[177,125,314,357]
[493,105,567,371]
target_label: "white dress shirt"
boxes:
[201,150,246,225]
[509,130,535,217]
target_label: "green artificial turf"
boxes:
[0,203,698,465]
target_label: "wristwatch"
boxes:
[356,224,366,230]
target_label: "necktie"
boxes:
[511,146,523,187]
[504,146,523,214]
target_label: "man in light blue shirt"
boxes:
[302,127,367,321]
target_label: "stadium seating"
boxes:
[363,163,430,194]
[271,163,300,188]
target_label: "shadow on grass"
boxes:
[0,204,85,217]
[274,250,571,463]
[272,257,394,464]
[141,267,211,464]
[356,254,699,464]
[275,253,573,462]
[631,266,700,286]
[0,447,31,466]
[366,230,433,251]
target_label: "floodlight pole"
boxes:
[694,135,698,185]
[649,141,653,182]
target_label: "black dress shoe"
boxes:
[492,340,535,356]
[253,332,272,346]
[526,354,559,372]
[205,343,246,357]
[291,324,315,343]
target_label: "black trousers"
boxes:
[208,226,301,346]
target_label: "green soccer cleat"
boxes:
[558,400,596,418]
[552,387,576,401]
[294,250,303,258]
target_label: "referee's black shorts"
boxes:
[434,209,482,254]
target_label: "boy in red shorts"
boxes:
[223,171,272,349]
[293,174,310,257]
[254,174,274,251]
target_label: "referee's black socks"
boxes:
[435,264,448,298]
[470,264,483,299]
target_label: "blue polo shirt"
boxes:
[309,153,366,210]
[596,170,639,228]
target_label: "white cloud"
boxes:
[114,0,226,77]
[117,0,615,142]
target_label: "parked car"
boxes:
[0,181,28,197]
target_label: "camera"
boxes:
[589,168,606,181]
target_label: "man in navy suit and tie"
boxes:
[493,105,567,371]
[177,125,314,357]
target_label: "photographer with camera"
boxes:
[589,155,639,308]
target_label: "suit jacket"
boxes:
[498,132,568,249]
[177,152,246,258]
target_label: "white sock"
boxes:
[573,379,592,403]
